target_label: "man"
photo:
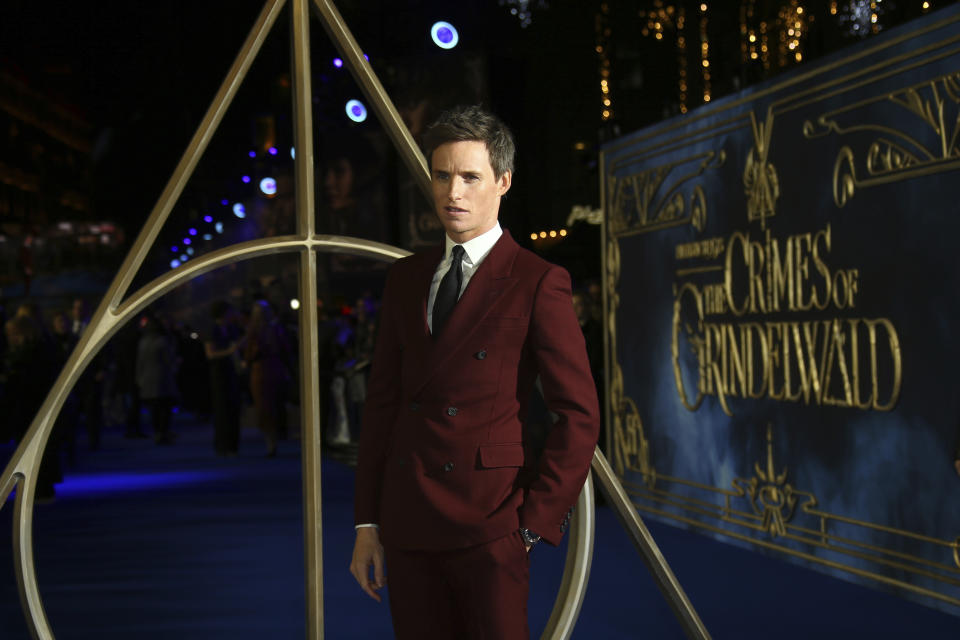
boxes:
[350,105,599,639]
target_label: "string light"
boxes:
[836,0,889,37]
[777,1,808,68]
[596,3,613,122]
[638,3,687,114]
[498,0,547,28]
[699,3,711,103]
[677,7,688,113]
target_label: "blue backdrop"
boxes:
[602,5,960,614]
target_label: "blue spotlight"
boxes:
[242,175,251,184]
[186,247,195,256]
[188,228,197,236]
[333,57,343,68]
[171,246,179,253]
[248,150,256,158]
[180,254,189,262]
[203,215,213,223]
[215,222,224,234]
[233,203,246,219]
[202,233,212,241]
[346,99,367,123]
[221,199,229,206]
[260,177,277,196]
[290,147,295,159]
[170,259,181,269]
[431,21,459,49]
[268,147,278,156]
[183,238,191,246]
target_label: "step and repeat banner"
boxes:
[602,7,960,612]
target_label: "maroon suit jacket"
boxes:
[354,230,599,550]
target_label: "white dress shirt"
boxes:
[355,222,503,531]
[426,223,503,334]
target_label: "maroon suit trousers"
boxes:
[384,530,530,640]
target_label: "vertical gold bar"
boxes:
[290,0,324,637]
[310,0,432,199]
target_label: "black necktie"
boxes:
[432,245,465,336]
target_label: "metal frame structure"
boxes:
[0,1,709,638]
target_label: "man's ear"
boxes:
[498,170,512,197]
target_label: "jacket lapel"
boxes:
[411,231,520,397]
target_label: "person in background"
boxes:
[243,299,291,457]
[136,313,178,445]
[205,301,242,457]
[70,298,104,450]
[1,314,59,500]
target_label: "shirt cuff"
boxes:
[355,523,380,530]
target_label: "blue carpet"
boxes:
[0,414,957,638]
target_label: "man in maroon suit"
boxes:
[350,105,599,639]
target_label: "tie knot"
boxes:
[451,245,465,262]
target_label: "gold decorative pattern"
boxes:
[731,425,815,538]
[743,109,780,229]
[803,69,960,207]
[605,236,653,483]
[607,150,724,237]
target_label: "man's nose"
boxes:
[448,178,463,200]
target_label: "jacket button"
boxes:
[475,350,487,360]
[409,402,419,411]
[446,407,458,416]
[442,462,454,472]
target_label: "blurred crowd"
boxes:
[0,292,382,502]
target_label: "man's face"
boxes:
[431,140,511,243]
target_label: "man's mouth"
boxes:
[445,206,468,214]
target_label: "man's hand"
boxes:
[350,527,386,602]
[954,459,960,477]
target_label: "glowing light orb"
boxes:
[203,233,212,241]
[170,259,180,269]
[248,150,256,158]
[268,147,278,156]
[242,175,251,184]
[180,254,189,262]
[290,299,301,310]
[188,228,197,236]
[333,57,343,68]
[233,203,246,218]
[290,147,296,159]
[260,177,277,196]
[345,99,367,123]
[171,246,179,253]
[203,215,213,223]
[183,238,191,246]
[215,222,224,234]
[186,247,194,256]
[221,199,229,206]
[431,21,459,49]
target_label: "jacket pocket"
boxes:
[478,442,524,469]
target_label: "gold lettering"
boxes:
[811,224,832,311]
[867,318,902,411]
[725,231,750,316]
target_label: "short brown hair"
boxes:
[423,105,516,179]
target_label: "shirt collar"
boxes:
[445,222,502,266]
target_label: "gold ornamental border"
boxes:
[600,8,960,612]
[0,2,709,638]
